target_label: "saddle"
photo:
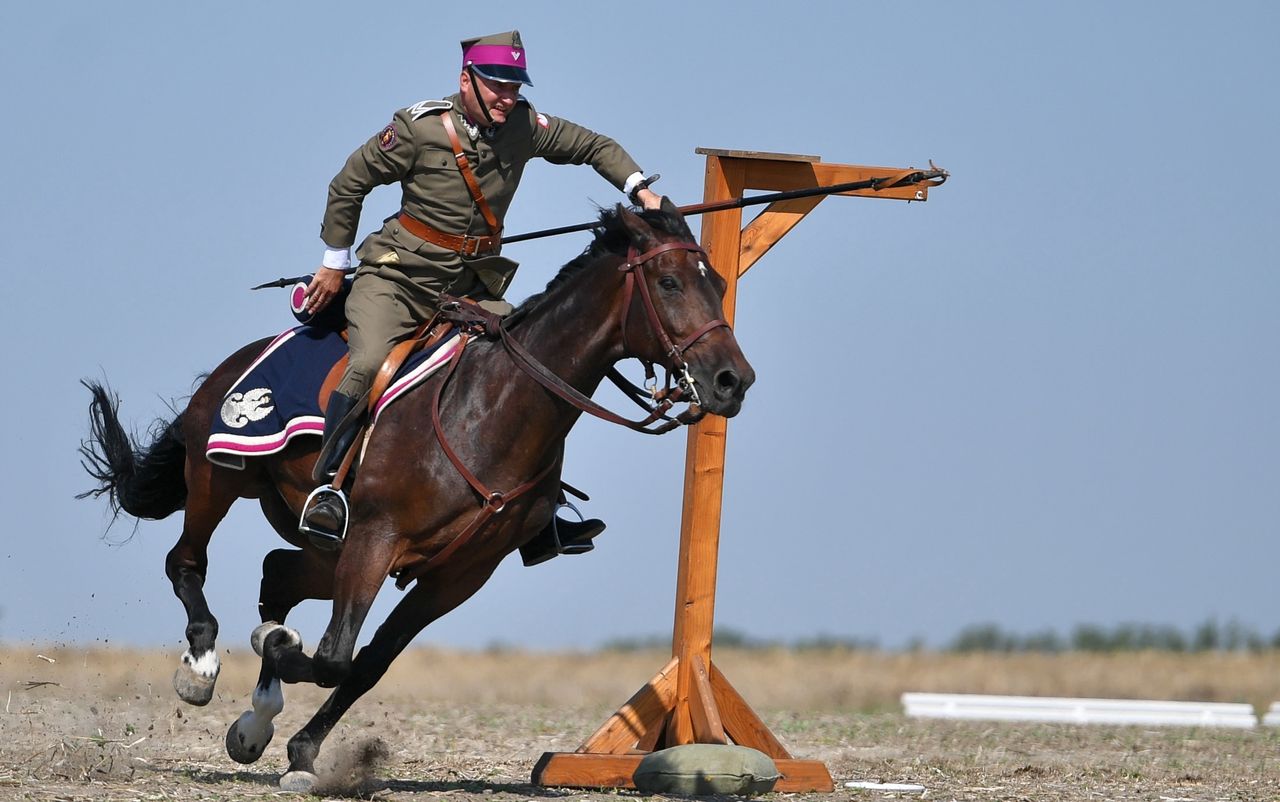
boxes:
[320,297,504,490]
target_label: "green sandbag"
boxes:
[633,744,780,796]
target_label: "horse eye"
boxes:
[658,275,680,291]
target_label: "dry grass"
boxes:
[2,647,1279,801]
[10,647,1279,712]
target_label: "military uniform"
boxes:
[323,94,643,401]
[300,29,650,554]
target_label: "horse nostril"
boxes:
[714,369,740,396]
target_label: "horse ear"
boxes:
[617,203,658,249]
[659,196,696,239]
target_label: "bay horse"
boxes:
[79,202,754,790]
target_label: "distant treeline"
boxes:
[601,619,1280,653]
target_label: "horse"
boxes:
[79,201,754,790]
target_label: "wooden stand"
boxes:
[532,150,936,792]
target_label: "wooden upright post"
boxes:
[532,149,939,792]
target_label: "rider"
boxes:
[300,30,662,559]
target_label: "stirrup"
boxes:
[299,485,349,549]
[550,500,596,556]
[519,500,602,568]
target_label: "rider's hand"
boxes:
[635,187,663,211]
[304,267,346,314]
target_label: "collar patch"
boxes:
[405,99,452,121]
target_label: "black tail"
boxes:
[77,379,188,521]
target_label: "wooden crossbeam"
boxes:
[739,196,826,277]
[578,657,678,755]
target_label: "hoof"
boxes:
[173,649,219,706]
[226,712,274,765]
[279,770,319,793]
[251,622,302,657]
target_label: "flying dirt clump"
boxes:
[313,737,392,796]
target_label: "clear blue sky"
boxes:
[3,2,1276,651]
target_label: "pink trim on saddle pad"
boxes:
[373,333,464,420]
[229,328,296,389]
[203,329,463,471]
[206,416,325,469]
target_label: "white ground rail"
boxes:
[902,692,1257,728]
[1264,702,1280,727]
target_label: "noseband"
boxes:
[618,241,731,407]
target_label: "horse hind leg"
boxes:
[263,523,401,690]
[77,379,222,704]
[167,461,243,705]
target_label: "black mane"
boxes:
[507,205,693,323]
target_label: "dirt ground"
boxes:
[2,648,1278,801]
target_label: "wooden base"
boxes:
[532,753,833,792]
[529,655,833,792]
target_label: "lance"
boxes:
[251,165,947,290]
[502,164,947,245]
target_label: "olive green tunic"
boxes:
[322,94,643,400]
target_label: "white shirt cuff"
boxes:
[321,247,351,270]
[623,172,646,196]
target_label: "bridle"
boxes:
[481,238,731,435]
[617,241,731,411]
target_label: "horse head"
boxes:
[612,199,755,418]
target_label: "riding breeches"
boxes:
[335,263,457,401]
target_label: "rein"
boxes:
[393,239,727,587]
[487,239,728,435]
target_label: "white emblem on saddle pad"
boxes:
[221,388,275,429]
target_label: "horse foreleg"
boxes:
[280,559,502,791]
[165,467,239,705]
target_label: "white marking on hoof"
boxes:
[279,770,319,792]
[172,649,220,706]
[251,621,302,657]
[225,678,284,764]
[225,711,274,764]
[184,648,221,677]
[252,676,285,720]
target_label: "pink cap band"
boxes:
[462,44,526,69]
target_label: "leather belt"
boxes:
[397,213,500,257]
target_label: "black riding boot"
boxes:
[299,392,363,549]
[519,498,606,567]
[312,391,363,482]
